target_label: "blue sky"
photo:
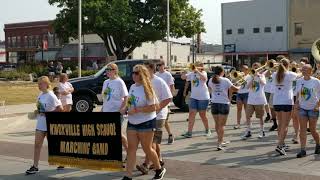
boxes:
[0,0,248,44]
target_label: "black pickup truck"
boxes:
[69,59,234,112]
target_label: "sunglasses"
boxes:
[132,71,140,75]
[106,68,115,72]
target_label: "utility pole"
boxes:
[167,0,170,68]
[78,0,82,77]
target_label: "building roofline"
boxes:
[4,20,53,29]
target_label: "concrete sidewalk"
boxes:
[0,103,35,118]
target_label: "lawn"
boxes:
[0,81,58,105]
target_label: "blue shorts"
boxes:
[211,103,230,115]
[189,98,209,111]
[127,118,156,132]
[273,105,293,112]
[299,108,320,119]
[236,93,248,103]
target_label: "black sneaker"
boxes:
[269,124,278,131]
[264,114,271,123]
[56,166,64,170]
[25,165,39,175]
[168,134,174,144]
[275,146,286,156]
[307,128,311,133]
[315,144,320,154]
[297,150,307,158]
[136,163,149,175]
[153,167,166,180]
[122,176,132,180]
[241,131,252,140]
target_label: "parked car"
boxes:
[2,64,16,71]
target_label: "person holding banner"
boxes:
[101,63,129,154]
[123,65,166,180]
[26,76,63,175]
[58,73,74,112]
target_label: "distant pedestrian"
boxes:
[56,62,63,75]
[48,61,55,81]
[58,74,74,112]
[66,67,72,75]
[25,76,63,175]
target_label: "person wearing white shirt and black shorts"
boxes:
[181,62,211,138]
[241,63,268,140]
[208,66,239,150]
[294,64,320,158]
[155,60,175,144]
[272,59,298,156]
[101,63,129,155]
[136,62,173,175]
[122,65,166,180]
[26,76,63,175]
[58,73,74,112]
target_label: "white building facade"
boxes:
[222,0,289,67]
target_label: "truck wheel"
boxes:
[73,96,94,112]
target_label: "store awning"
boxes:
[223,51,288,56]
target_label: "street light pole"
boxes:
[78,0,82,77]
[167,0,170,68]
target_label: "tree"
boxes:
[49,0,205,60]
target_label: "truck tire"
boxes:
[73,95,94,112]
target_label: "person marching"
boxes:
[101,63,129,156]
[295,64,320,158]
[234,65,250,129]
[26,76,63,175]
[122,65,166,180]
[263,60,276,126]
[272,58,297,156]
[181,62,211,138]
[291,61,301,144]
[155,60,175,144]
[208,66,239,150]
[58,73,74,112]
[241,63,268,140]
[136,62,172,174]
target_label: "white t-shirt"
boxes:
[152,76,173,120]
[296,77,320,110]
[264,74,274,93]
[247,75,267,105]
[36,91,62,131]
[127,84,158,125]
[293,76,302,96]
[272,71,297,105]
[186,71,210,100]
[237,75,250,94]
[102,77,129,112]
[156,71,175,86]
[208,77,232,104]
[58,82,73,105]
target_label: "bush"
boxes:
[0,71,30,81]
[68,70,98,79]
[17,64,48,78]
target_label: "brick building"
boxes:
[4,20,62,63]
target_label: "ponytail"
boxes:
[276,58,289,84]
[212,66,224,84]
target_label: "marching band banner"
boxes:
[46,112,123,171]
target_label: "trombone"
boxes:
[249,60,279,75]
[230,70,246,85]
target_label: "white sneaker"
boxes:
[217,144,224,151]
[205,129,212,137]
[221,141,230,147]
[258,131,265,139]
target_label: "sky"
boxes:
[0,0,248,44]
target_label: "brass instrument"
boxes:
[189,63,204,71]
[230,70,246,85]
[249,60,278,75]
[312,38,320,63]
[265,59,279,70]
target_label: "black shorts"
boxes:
[273,105,293,112]
[211,103,230,115]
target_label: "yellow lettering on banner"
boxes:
[60,141,66,153]
[60,141,91,155]
[92,143,108,155]
[49,124,81,136]
[96,123,117,136]
[82,124,95,136]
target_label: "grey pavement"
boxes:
[0,104,320,179]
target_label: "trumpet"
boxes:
[189,63,204,71]
[265,60,279,70]
[290,62,300,73]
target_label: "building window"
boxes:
[174,56,177,62]
[295,23,303,36]
[188,56,190,62]
[276,26,283,32]
[24,36,28,47]
[7,37,12,48]
[264,27,271,33]
[253,28,260,33]
[226,29,232,35]
[143,54,148,59]
[238,28,244,34]
[12,37,17,47]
